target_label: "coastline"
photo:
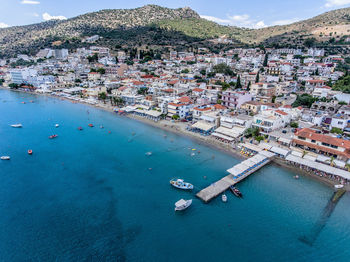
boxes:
[2,87,345,190]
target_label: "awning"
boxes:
[270,146,290,157]
[212,132,234,142]
[278,137,292,145]
[285,154,350,180]
[241,143,262,153]
[191,121,215,132]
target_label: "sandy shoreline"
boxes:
[2,87,345,190]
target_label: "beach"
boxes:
[3,87,346,190]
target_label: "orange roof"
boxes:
[168,80,179,85]
[178,96,191,103]
[295,128,350,148]
[194,107,211,112]
[168,102,186,107]
[213,104,227,110]
[193,88,204,92]
[164,88,174,93]
[275,110,288,116]
[292,139,350,158]
[132,81,144,85]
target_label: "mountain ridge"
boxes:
[1,5,350,57]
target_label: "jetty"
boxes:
[197,150,276,202]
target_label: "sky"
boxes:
[1,0,350,29]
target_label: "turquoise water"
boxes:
[1,89,350,261]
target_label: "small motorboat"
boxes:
[294,175,299,179]
[335,184,344,189]
[145,151,152,156]
[170,179,193,190]
[230,186,243,198]
[55,124,59,128]
[77,127,83,131]
[1,156,10,160]
[10,124,22,128]
[28,149,33,155]
[49,134,58,139]
[88,124,94,127]
[174,199,192,211]
[100,125,104,129]
[222,194,227,202]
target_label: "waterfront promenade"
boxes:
[197,150,276,202]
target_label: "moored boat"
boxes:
[230,186,243,198]
[49,134,58,139]
[88,124,94,127]
[77,127,83,130]
[170,179,193,190]
[174,199,192,211]
[55,124,59,128]
[10,124,22,128]
[222,194,227,202]
[1,156,10,160]
[335,184,344,189]
[28,149,33,155]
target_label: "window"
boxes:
[298,136,306,140]
[322,142,330,147]
[311,140,316,143]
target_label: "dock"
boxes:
[196,150,276,202]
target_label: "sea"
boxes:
[1,89,350,262]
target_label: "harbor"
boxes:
[197,150,276,202]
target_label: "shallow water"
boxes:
[0,90,350,261]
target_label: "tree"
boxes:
[0,79,4,86]
[326,156,336,167]
[331,127,343,135]
[213,63,234,76]
[236,75,242,89]
[263,54,268,67]
[247,81,251,91]
[272,96,276,103]
[137,87,148,95]
[304,38,316,48]
[97,68,106,74]
[255,72,260,83]
[200,69,206,76]
[87,53,98,63]
[98,92,107,103]
[292,94,317,108]
[181,69,190,74]
[290,122,299,128]
[172,114,180,120]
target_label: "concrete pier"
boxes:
[196,151,275,202]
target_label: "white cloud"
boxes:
[271,18,300,26]
[200,14,267,29]
[21,0,40,4]
[0,22,9,28]
[325,0,350,7]
[42,12,67,21]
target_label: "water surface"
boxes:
[0,90,349,261]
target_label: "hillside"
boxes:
[2,5,350,57]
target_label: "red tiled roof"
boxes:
[292,139,350,158]
[213,104,227,110]
[275,110,288,116]
[194,107,211,111]
[193,88,204,92]
[295,128,350,148]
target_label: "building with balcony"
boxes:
[221,91,252,109]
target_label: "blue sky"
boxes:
[1,0,350,29]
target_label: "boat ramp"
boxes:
[196,150,276,202]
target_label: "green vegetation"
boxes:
[213,63,234,76]
[98,92,107,102]
[292,94,317,108]
[331,127,343,135]
[172,114,180,120]
[0,79,4,86]
[137,87,149,95]
[332,75,350,93]
[290,122,299,128]
[87,54,98,63]
[244,127,260,139]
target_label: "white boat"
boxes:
[222,194,227,202]
[10,124,22,128]
[55,124,59,128]
[175,199,192,211]
[1,156,10,160]
[335,184,344,189]
[170,179,193,190]
[145,152,152,156]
